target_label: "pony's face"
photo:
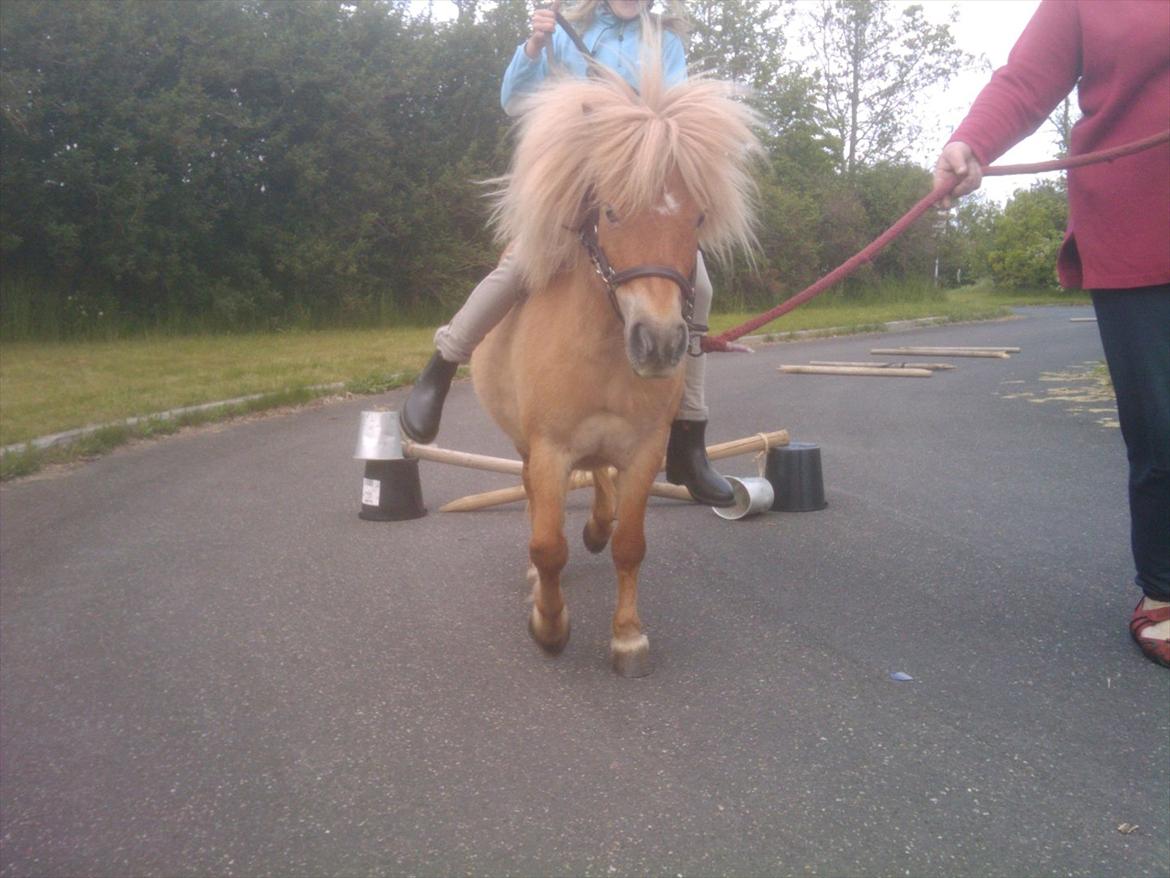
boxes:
[597,178,702,379]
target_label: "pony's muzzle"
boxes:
[626,319,688,378]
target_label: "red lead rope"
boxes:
[702,129,1170,353]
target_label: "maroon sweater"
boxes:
[949,0,1170,290]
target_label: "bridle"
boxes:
[548,11,707,354]
[578,204,707,355]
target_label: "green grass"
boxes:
[0,285,1091,479]
[709,296,1004,339]
[0,326,438,448]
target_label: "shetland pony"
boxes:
[472,30,761,675]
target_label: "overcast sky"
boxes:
[908,0,1056,203]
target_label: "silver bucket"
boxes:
[354,409,403,461]
[712,476,775,521]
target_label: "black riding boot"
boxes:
[400,352,459,444]
[665,419,735,507]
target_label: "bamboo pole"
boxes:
[780,364,933,378]
[704,429,790,461]
[440,480,693,513]
[809,360,956,371]
[407,430,790,475]
[937,345,1021,352]
[870,347,1011,358]
[440,484,528,512]
[434,429,790,512]
[401,441,522,475]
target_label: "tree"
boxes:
[0,0,524,335]
[985,180,1067,290]
[935,194,1000,286]
[802,0,969,174]
[686,0,788,89]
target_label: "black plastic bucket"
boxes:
[359,458,427,521]
[764,442,827,512]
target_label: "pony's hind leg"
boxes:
[608,451,660,677]
[524,444,573,654]
[583,466,617,554]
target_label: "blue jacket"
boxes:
[500,9,688,116]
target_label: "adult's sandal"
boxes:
[1129,598,1170,669]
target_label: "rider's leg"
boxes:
[401,248,523,443]
[666,252,735,507]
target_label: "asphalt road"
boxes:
[2,306,1167,877]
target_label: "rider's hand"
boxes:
[524,8,557,60]
[933,141,983,209]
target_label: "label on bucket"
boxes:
[361,478,381,506]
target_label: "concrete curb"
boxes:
[2,382,347,457]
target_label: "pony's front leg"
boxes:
[609,449,660,677]
[523,444,573,654]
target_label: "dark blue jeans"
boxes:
[1091,285,1170,601]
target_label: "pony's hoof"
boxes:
[582,520,610,554]
[529,604,570,655]
[610,634,651,677]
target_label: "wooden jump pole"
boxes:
[780,364,933,378]
[401,441,522,475]
[809,360,956,371]
[418,429,790,513]
[870,347,1012,358]
[440,480,693,513]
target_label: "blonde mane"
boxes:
[489,23,762,293]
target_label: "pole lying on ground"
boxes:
[440,480,693,513]
[780,365,933,378]
[870,347,1012,358]
[809,360,956,371]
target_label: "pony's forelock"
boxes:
[489,20,763,292]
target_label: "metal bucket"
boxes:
[712,476,775,520]
[354,409,403,461]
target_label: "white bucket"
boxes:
[712,476,775,520]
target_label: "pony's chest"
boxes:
[568,412,665,470]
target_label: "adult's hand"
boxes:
[933,141,983,209]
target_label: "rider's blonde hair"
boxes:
[562,1,691,38]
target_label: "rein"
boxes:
[544,11,706,350]
[703,129,1170,353]
[553,10,592,60]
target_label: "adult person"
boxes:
[933,0,1170,668]
[401,0,737,507]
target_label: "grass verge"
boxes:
[0,287,1089,480]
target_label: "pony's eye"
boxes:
[604,206,620,224]
[696,213,706,229]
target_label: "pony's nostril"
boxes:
[628,321,687,373]
[629,322,652,359]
